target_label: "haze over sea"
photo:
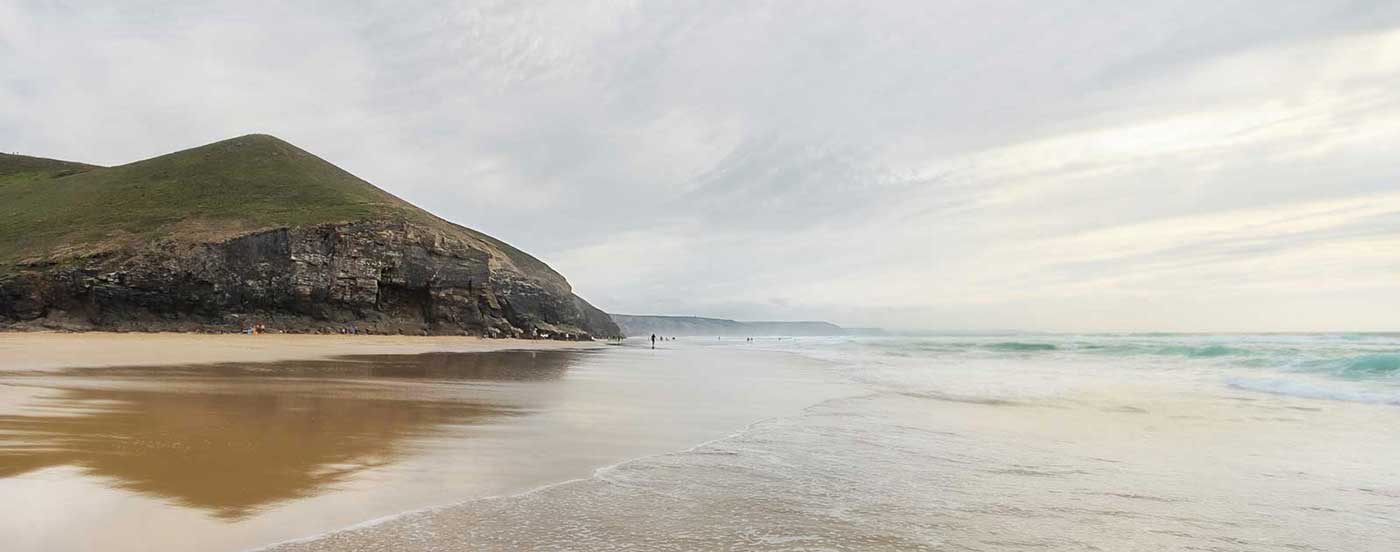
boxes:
[260,333,1400,551]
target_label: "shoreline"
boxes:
[0,331,607,371]
[0,339,843,552]
[253,408,790,552]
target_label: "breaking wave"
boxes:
[763,334,1400,407]
[1331,353,1400,378]
[1225,377,1400,406]
[986,342,1058,352]
[1157,344,1249,358]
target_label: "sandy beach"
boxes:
[0,332,602,371]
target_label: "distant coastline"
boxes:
[610,314,885,337]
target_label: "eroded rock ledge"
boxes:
[0,221,618,339]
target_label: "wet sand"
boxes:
[262,337,1400,552]
[0,339,843,552]
[0,332,599,372]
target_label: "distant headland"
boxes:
[610,314,884,337]
[0,134,619,339]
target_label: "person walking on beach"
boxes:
[651,333,657,348]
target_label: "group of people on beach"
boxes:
[242,323,267,335]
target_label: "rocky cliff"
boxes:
[0,135,619,339]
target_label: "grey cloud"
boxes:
[4,1,1400,331]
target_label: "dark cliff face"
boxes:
[0,221,619,339]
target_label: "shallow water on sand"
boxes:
[267,335,1400,552]
[0,347,842,552]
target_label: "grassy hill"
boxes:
[3,134,571,288]
[0,152,97,179]
[0,134,464,266]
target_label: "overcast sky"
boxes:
[4,1,1400,332]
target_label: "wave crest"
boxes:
[1332,353,1400,378]
[1159,344,1248,358]
[987,342,1058,352]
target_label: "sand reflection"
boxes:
[0,350,580,520]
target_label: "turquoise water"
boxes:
[751,333,1400,406]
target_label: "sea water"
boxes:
[271,334,1400,551]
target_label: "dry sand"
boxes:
[0,332,602,371]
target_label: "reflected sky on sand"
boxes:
[0,345,838,552]
[0,351,579,519]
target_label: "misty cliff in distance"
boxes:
[610,314,881,337]
[0,134,619,339]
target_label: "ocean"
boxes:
[270,334,1400,551]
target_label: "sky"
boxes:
[4,1,1400,332]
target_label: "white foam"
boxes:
[1225,377,1400,406]
[244,396,858,552]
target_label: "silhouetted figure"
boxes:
[651,333,656,348]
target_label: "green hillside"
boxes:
[0,135,439,266]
